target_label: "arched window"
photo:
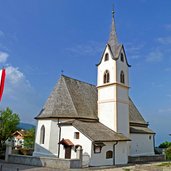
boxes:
[121,53,124,62]
[120,71,125,84]
[40,125,45,144]
[106,150,113,159]
[104,70,110,84]
[104,53,109,61]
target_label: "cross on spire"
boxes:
[108,5,120,57]
[112,4,115,18]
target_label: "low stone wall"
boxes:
[128,155,166,163]
[8,154,81,169]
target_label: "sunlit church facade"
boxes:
[33,10,155,166]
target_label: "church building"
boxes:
[33,10,155,166]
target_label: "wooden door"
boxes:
[65,146,71,159]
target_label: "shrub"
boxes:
[165,146,171,160]
[159,141,171,148]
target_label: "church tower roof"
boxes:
[108,9,121,57]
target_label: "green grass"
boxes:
[123,169,131,171]
[158,162,171,167]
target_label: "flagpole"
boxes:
[0,66,6,153]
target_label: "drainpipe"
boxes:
[153,134,155,153]
[57,118,61,158]
[113,141,118,165]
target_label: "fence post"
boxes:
[0,164,2,171]
[76,146,83,167]
[5,139,13,162]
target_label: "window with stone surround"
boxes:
[120,71,125,84]
[121,53,124,62]
[40,125,45,144]
[104,70,110,84]
[104,53,109,61]
[106,150,113,159]
[74,132,80,139]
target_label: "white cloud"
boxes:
[157,36,171,45]
[4,65,31,100]
[1,65,40,123]
[6,66,25,85]
[125,43,144,60]
[158,108,171,113]
[0,51,9,63]
[146,50,163,62]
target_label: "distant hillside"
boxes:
[17,122,35,130]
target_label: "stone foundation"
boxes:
[128,155,165,163]
[8,154,81,169]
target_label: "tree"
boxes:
[159,141,171,148]
[0,107,20,147]
[165,146,171,160]
[24,128,35,149]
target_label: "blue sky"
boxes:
[0,0,171,145]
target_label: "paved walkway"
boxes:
[1,160,171,171]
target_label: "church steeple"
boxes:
[108,8,120,57]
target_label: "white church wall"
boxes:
[98,86,116,101]
[97,46,116,86]
[90,141,128,166]
[33,120,57,157]
[90,142,113,166]
[98,101,116,131]
[117,102,129,137]
[117,86,129,101]
[48,120,59,155]
[60,125,92,166]
[116,50,129,86]
[115,141,128,165]
[130,133,154,156]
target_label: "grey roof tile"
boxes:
[72,120,130,142]
[36,75,152,131]
[129,98,147,125]
[130,126,155,134]
[36,75,98,120]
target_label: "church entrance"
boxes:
[65,146,72,159]
[59,138,74,159]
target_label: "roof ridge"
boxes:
[61,74,96,87]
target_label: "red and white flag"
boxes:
[0,68,6,101]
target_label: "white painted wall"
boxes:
[90,141,128,166]
[13,137,24,148]
[97,46,129,138]
[90,143,113,166]
[33,119,59,157]
[59,125,92,166]
[115,141,128,165]
[98,101,116,131]
[97,46,116,86]
[130,134,154,156]
[117,102,129,137]
[116,49,129,86]
[98,86,116,101]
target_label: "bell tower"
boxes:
[97,9,131,137]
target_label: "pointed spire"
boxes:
[108,6,119,57]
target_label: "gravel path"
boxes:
[1,160,171,171]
